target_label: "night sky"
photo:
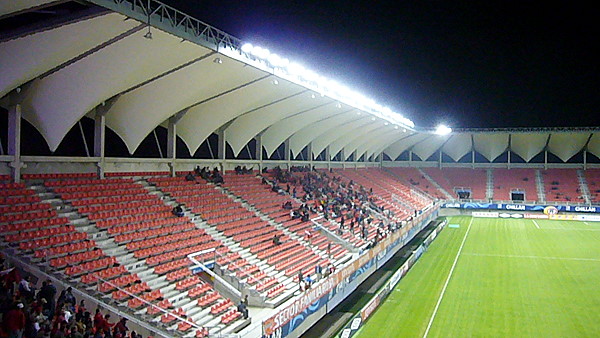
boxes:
[161,0,599,129]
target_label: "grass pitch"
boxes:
[355,216,600,338]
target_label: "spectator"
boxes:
[5,302,26,338]
[172,205,184,217]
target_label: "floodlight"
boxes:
[287,62,305,75]
[435,125,452,135]
[241,43,253,53]
[267,54,281,67]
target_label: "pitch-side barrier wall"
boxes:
[261,206,440,338]
[335,217,448,338]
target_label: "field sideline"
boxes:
[355,216,600,338]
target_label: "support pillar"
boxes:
[217,127,227,173]
[306,142,313,170]
[584,149,587,170]
[471,150,475,169]
[254,134,263,172]
[339,148,346,169]
[507,150,511,169]
[324,145,330,169]
[167,121,177,177]
[439,150,442,169]
[8,104,22,183]
[94,112,106,178]
[544,150,548,170]
[283,138,291,169]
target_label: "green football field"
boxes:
[355,216,600,338]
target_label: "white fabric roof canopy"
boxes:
[1,2,599,163]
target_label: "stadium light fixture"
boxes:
[241,43,253,53]
[238,42,416,130]
[435,125,452,135]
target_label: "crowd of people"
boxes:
[264,166,401,247]
[0,256,140,338]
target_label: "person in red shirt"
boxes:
[5,303,26,338]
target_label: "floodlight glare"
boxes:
[241,43,253,53]
[435,125,452,135]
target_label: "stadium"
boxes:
[1,1,599,337]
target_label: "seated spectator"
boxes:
[272,234,281,246]
[172,205,184,217]
[185,172,195,181]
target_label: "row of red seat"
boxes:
[44,178,133,187]
[99,274,141,292]
[197,291,221,307]
[226,222,271,238]
[112,282,151,301]
[0,210,56,223]
[53,183,140,194]
[108,216,186,235]
[70,194,157,207]
[80,265,127,284]
[0,182,25,189]
[266,284,286,298]
[245,234,287,252]
[20,232,87,250]
[124,227,202,250]
[235,265,260,279]
[154,258,191,275]
[175,276,201,291]
[95,211,171,228]
[1,217,69,233]
[215,217,265,232]
[221,310,241,324]
[0,188,35,197]
[0,195,41,205]
[23,173,96,179]
[166,267,191,281]
[187,283,212,299]
[265,244,304,265]
[105,171,169,177]
[34,240,96,259]
[210,299,233,315]
[255,277,278,292]
[0,202,52,215]
[60,188,148,200]
[88,205,171,221]
[146,240,220,266]
[5,225,74,242]
[134,235,210,259]
[81,200,166,217]
[50,249,104,268]
[64,256,117,276]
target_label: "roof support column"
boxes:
[306,142,313,169]
[544,150,548,170]
[584,149,587,170]
[254,134,263,172]
[339,148,345,169]
[217,127,227,172]
[94,112,106,179]
[471,150,475,169]
[94,96,118,179]
[283,138,291,169]
[8,104,22,183]
[439,150,442,169]
[507,150,511,169]
[167,109,188,177]
[324,145,330,169]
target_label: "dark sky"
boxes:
[161,1,599,129]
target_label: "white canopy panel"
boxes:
[442,134,473,161]
[473,133,509,161]
[510,133,549,161]
[547,132,591,162]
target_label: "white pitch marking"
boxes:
[584,222,590,225]
[463,252,600,263]
[422,217,473,338]
[532,220,540,229]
